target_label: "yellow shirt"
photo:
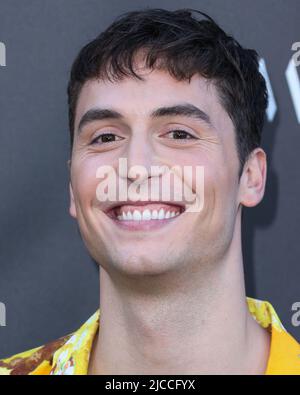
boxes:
[0,297,299,375]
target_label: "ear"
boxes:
[69,181,77,218]
[238,148,267,207]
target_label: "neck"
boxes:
[88,218,270,374]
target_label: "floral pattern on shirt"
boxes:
[0,298,299,375]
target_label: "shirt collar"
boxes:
[49,297,300,375]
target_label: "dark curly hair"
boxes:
[67,7,268,176]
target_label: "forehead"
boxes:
[74,68,234,135]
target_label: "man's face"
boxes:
[69,67,242,277]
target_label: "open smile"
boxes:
[104,202,185,231]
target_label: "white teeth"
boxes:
[151,210,158,219]
[132,210,142,221]
[142,209,152,220]
[116,207,181,221]
[158,208,165,219]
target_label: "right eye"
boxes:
[90,133,124,145]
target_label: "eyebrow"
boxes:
[77,103,214,134]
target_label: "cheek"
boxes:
[193,155,238,225]
[72,157,104,207]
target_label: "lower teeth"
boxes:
[117,213,180,221]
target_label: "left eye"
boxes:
[90,133,123,145]
[164,130,197,140]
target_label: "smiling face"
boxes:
[69,66,263,278]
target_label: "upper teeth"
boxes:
[117,208,180,221]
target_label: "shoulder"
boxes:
[0,333,73,375]
[0,310,100,375]
[266,323,300,375]
[247,296,300,374]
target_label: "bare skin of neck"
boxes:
[88,227,271,375]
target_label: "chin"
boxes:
[109,251,175,277]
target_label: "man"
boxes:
[0,7,299,375]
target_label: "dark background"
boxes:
[0,0,299,358]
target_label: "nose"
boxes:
[120,133,156,183]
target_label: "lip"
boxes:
[103,201,185,231]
